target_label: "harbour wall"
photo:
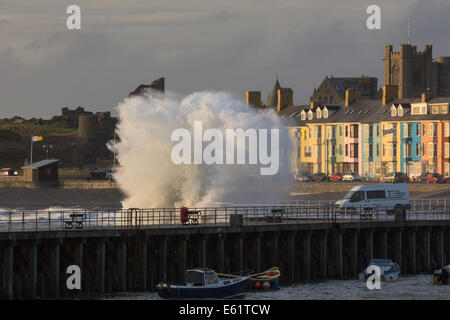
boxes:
[0,219,449,299]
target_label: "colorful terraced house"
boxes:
[246,43,450,180]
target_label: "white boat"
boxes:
[359,259,400,282]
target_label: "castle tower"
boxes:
[384,44,436,99]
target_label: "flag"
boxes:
[32,136,43,142]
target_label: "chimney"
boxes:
[277,88,293,112]
[345,89,361,107]
[382,85,398,105]
[246,91,262,108]
[309,101,315,109]
[421,90,432,103]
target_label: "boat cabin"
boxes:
[186,268,219,287]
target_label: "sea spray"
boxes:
[109,91,292,209]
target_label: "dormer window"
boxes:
[398,105,403,116]
[301,110,306,120]
[323,107,329,118]
[391,104,397,117]
[316,108,322,118]
[308,110,313,120]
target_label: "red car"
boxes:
[426,173,445,184]
[329,173,343,182]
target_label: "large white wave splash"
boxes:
[109,91,292,209]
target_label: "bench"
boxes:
[64,214,86,229]
[267,209,284,223]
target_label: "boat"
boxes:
[432,264,450,285]
[156,268,250,299]
[359,259,400,282]
[247,267,281,291]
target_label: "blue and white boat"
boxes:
[156,268,250,299]
[359,259,400,282]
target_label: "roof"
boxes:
[327,77,377,98]
[266,77,281,107]
[288,96,450,126]
[22,159,60,169]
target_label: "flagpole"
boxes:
[30,137,33,164]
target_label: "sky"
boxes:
[0,0,449,118]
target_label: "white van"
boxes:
[335,184,410,216]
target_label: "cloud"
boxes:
[0,0,448,118]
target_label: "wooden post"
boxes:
[49,240,61,297]
[28,242,38,299]
[3,243,14,299]
[320,233,327,279]
[303,232,311,280]
[117,239,127,292]
[96,239,106,294]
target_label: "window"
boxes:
[376,124,380,137]
[308,110,313,120]
[345,144,348,157]
[364,143,369,158]
[398,106,403,116]
[423,143,426,156]
[393,143,397,157]
[382,144,386,157]
[317,126,321,138]
[187,271,205,285]
[345,126,348,137]
[350,191,365,203]
[316,108,322,118]
[301,111,306,120]
[339,126,343,137]
[434,142,438,157]
[369,125,373,138]
[428,142,433,158]
[416,143,420,157]
[391,105,397,117]
[369,143,373,158]
[376,143,380,157]
[429,123,435,137]
[445,162,450,177]
[423,124,426,136]
[205,272,219,284]
[416,124,420,136]
[404,123,412,138]
[350,143,358,158]
[330,96,334,104]
[364,125,368,138]
[367,190,386,199]
[318,96,322,102]
[323,109,328,118]
[445,123,450,137]
[324,97,328,104]
[405,142,412,158]
[431,105,439,114]
[446,143,450,158]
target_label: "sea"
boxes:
[107,274,450,300]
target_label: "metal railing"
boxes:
[0,203,449,232]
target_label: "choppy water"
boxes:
[107,275,450,300]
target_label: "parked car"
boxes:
[380,172,409,183]
[425,173,445,184]
[311,173,329,182]
[415,173,429,183]
[329,173,343,182]
[295,172,313,182]
[342,172,362,182]
[90,166,117,180]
